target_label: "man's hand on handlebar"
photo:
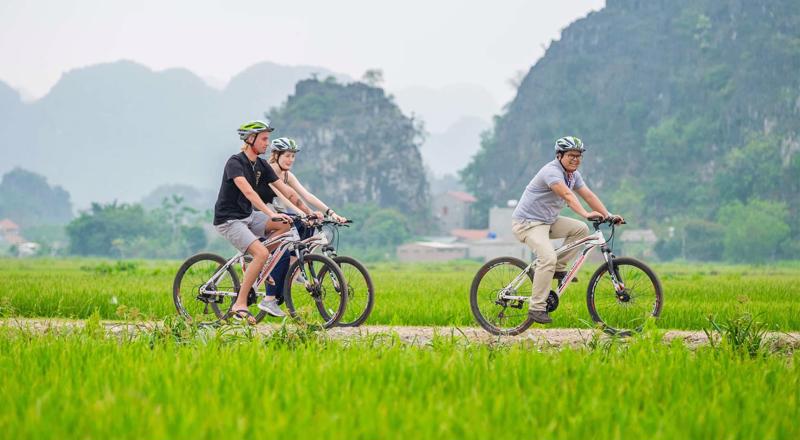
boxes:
[584,211,605,221]
[608,214,626,225]
[270,213,293,224]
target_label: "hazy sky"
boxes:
[0,0,604,106]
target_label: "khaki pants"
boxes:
[511,216,590,311]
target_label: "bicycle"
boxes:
[469,216,663,336]
[172,220,348,328]
[304,218,375,327]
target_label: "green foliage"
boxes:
[461,0,800,255]
[65,196,208,258]
[654,237,682,261]
[715,135,786,204]
[66,202,156,256]
[0,167,73,227]
[717,199,790,262]
[684,219,725,260]
[705,314,774,358]
[335,203,411,261]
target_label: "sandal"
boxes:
[229,308,257,325]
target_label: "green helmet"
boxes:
[237,120,274,141]
[554,136,586,154]
[270,137,301,153]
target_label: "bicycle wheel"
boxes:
[318,256,374,327]
[282,254,348,329]
[586,257,663,335]
[469,256,534,336]
[173,253,239,322]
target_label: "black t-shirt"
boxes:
[213,152,279,225]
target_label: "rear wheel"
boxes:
[172,253,238,322]
[586,257,663,335]
[469,257,534,336]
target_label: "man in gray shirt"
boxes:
[512,136,623,324]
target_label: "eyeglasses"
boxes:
[565,154,583,161]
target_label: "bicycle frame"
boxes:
[498,225,625,302]
[198,228,303,299]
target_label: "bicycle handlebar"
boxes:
[589,215,626,228]
[278,212,353,228]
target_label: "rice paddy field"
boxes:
[1,258,799,330]
[1,257,799,439]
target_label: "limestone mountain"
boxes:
[462,0,800,227]
[270,78,430,216]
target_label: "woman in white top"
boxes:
[268,137,347,223]
[263,137,347,304]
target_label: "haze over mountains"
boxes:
[0,60,495,208]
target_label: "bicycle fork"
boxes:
[601,247,628,300]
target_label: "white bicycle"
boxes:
[469,216,663,336]
[172,222,348,328]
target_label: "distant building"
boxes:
[450,228,489,241]
[432,191,476,232]
[397,241,468,262]
[466,239,531,262]
[464,206,533,262]
[0,219,20,236]
[620,229,658,244]
[16,242,41,257]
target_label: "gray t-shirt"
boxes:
[512,159,585,224]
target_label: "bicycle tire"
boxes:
[258,253,347,328]
[469,256,534,336]
[586,256,663,335]
[173,253,239,322]
[320,256,374,327]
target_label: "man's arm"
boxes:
[574,186,610,217]
[232,176,281,218]
[550,182,603,219]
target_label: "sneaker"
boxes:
[258,298,286,317]
[528,310,553,324]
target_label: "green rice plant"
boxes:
[1,324,798,439]
[2,258,800,330]
[704,313,774,357]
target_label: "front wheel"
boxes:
[586,257,663,335]
[280,254,348,329]
[469,256,534,336]
[321,256,374,327]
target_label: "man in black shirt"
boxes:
[214,120,319,323]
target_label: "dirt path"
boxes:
[5,318,799,349]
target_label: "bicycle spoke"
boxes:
[470,258,533,335]
[173,254,237,322]
[589,259,661,332]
